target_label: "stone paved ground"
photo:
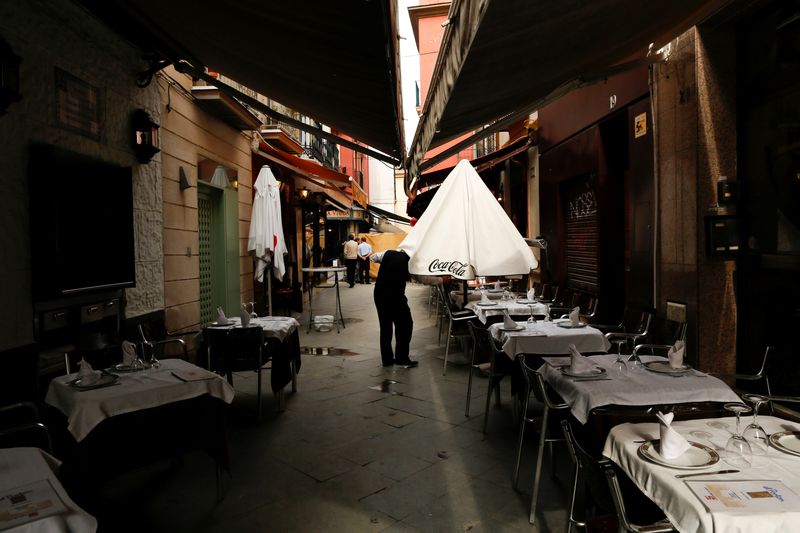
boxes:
[97,281,573,532]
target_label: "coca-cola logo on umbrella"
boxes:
[428,259,468,277]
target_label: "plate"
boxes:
[637,440,720,469]
[643,361,691,374]
[476,302,498,307]
[488,289,503,293]
[499,325,524,332]
[516,299,534,304]
[210,321,233,327]
[110,363,144,373]
[70,373,119,390]
[557,322,587,328]
[769,431,800,457]
[560,366,606,377]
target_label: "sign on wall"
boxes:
[54,68,101,140]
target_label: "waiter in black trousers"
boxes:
[373,250,418,368]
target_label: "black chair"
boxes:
[465,321,490,418]
[604,309,653,354]
[710,346,774,399]
[138,318,195,362]
[0,402,52,453]
[221,327,282,418]
[561,419,676,533]
[471,325,516,433]
[513,355,569,525]
[632,317,687,356]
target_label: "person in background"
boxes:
[343,234,359,288]
[357,237,373,284]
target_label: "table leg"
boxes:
[306,279,315,334]
[334,273,345,332]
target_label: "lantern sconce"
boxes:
[132,109,160,163]
[297,186,310,201]
[0,37,22,117]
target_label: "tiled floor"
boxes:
[95,282,573,532]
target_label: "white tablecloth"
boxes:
[206,315,299,342]
[603,416,800,533]
[540,355,741,424]
[45,359,235,442]
[451,289,504,307]
[490,320,610,360]
[0,447,96,533]
[467,299,548,323]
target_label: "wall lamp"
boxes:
[132,109,160,163]
[178,166,194,190]
[298,187,310,200]
[0,36,22,117]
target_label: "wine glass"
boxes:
[612,339,628,377]
[628,349,644,374]
[723,402,753,468]
[526,305,537,327]
[249,301,258,318]
[741,393,769,456]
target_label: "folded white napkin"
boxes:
[216,306,228,325]
[494,281,501,291]
[527,288,536,301]
[502,312,517,329]
[480,290,491,303]
[668,340,685,369]
[656,411,691,459]
[240,304,251,327]
[121,341,137,366]
[77,358,98,384]
[569,306,580,326]
[568,344,596,374]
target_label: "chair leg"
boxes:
[512,394,529,489]
[567,461,585,532]
[483,373,495,433]
[465,360,475,418]
[529,406,550,525]
[548,441,556,480]
[443,320,453,375]
[291,358,298,393]
[277,388,286,411]
[494,380,502,407]
[256,366,262,420]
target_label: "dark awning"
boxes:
[407,0,733,184]
[78,0,405,161]
[367,203,411,225]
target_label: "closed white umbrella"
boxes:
[248,165,287,314]
[398,159,537,279]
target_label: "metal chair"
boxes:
[437,284,477,375]
[513,355,569,525]
[0,402,52,453]
[138,319,192,361]
[475,325,516,433]
[605,468,676,532]
[465,321,489,418]
[605,310,653,354]
[632,317,687,356]
[710,346,774,399]
[222,327,283,418]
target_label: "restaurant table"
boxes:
[451,288,504,307]
[490,319,610,359]
[204,316,301,393]
[467,299,548,323]
[0,447,96,533]
[539,354,742,425]
[302,266,346,333]
[604,416,800,533]
[44,359,234,509]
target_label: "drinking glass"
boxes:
[628,351,644,374]
[527,305,536,326]
[612,340,628,377]
[249,301,258,318]
[741,393,769,455]
[723,402,753,468]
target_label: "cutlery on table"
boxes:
[571,377,612,382]
[674,469,739,479]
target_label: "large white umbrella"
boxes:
[398,159,537,279]
[248,166,287,313]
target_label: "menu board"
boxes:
[0,479,67,531]
[687,480,800,512]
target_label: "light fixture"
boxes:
[298,187,310,200]
[178,166,194,190]
[231,175,238,190]
[0,37,21,117]
[210,165,229,189]
[132,109,160,163]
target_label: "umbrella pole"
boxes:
[462,280,468,310]
[267,263,273,316]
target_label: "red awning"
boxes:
[258,142,350,186]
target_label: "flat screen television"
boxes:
[29,145,136,301]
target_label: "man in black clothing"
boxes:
[373,250,417,367]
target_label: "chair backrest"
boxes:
[225,327,266,363]
[468,322,492,365]
[647,316,687,346]
[621,308,651,335]
[519,356,568,410]
[0,402,52,453]
[561,419,615,514]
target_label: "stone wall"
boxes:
[0,0,162,351]
[653,26,737,373]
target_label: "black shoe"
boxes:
[382,362,394,367]
[395,360,418,368]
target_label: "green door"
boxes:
[198,184,240,323]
